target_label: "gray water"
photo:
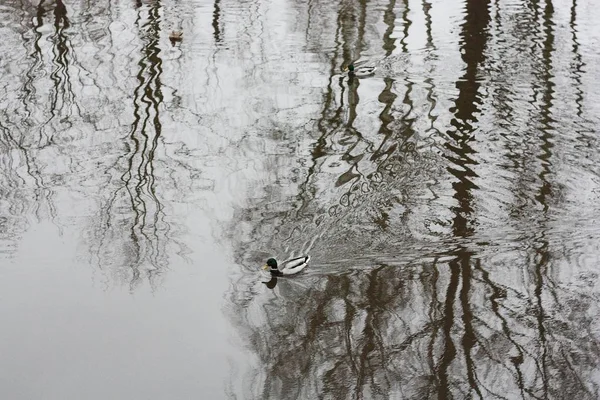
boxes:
[1,0,600,399]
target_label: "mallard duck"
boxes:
[169,31,183,42]
[262,256,310,276]
[344,64,376,77]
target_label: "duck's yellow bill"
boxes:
[262,264,269,270]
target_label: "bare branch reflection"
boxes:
[225,0,600,399]
[1,0,600,397]
[87,1,170,289]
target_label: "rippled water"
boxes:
[1,0,600,398]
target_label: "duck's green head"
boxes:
[348,64,355,72]
[262,258,278,270]
[267,258,278,268]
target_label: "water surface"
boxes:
[1,0,600,398]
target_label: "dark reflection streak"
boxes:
[534,0,555,211]
[135,91,153,232]
[356,267,388,395]
[382,0,396,56]
[377,0,415,179]
[400,0,410,53]
[212,0,222,43]
[357,0,367,58]
[533,240,550,399]
[447,51,486,236]
[344,0,368,127]
[120,18,148,280]
[530,0,555,395]
[342,0,368,150]
[339,276,359,397]
[459,252,483,399]
[140,2,166,272]
[35,1,45,50]
[475,259,526,399]
[446,0,490,236]
[102,1,120,106]
[486,0,511,127]
[399,0,414,142]
[20,0,45,125]
[317,12,344,133]
[133,4,165,267]
[305,0,314,44]
[346,81,359,129]
[371,0,406,166]
[370,0,397,168]
[427,259,441,392]
[421,0,441,144]
[438,259,459,400]
[32,0,47,149]
[569,0,584,118]
[527,0,543,109]
[440,0,490,398]
[422,0,435,50]
[527,0,541,49]
[494,0,501,27]
[47,0,73,131]
[53,0,69,29]
[252,0,266,66]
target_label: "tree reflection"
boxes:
[89,1,170,288]
[48,0,74,125]
[0,0,73,256]
[1,0,600,396]
[226,0,600,398]
[437,0,490,395]
[0,0,198,284]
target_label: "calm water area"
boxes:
[1,0,600,398]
